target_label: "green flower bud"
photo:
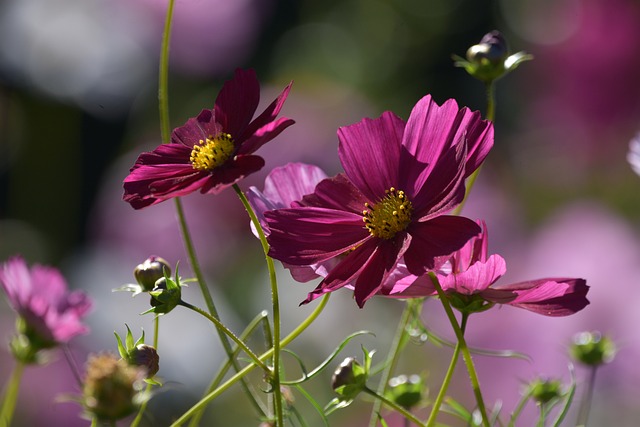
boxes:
[129,344,160,378]
[527,378,563,405]
[144,273,183,315]
[82,353,146,421]
[453,30,533,84]
[570,331,616,367]
[386,374,424,410]
[134,256,171,292]
[331,357,367,401]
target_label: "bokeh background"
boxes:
[1,0,639,425]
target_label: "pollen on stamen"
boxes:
[362,188,413,239]
[190,133,235,171]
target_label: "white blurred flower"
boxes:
[627,133,640,176]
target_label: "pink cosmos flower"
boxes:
[123,68,294,209]
[0,256,92,344]
[393,221,590,316]
[265,95,494,307]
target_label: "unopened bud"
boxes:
[527,378,563,405]
[331,357,367,401]
[129,344,160,378]
[134,256,170,292]
[386,374,424,410]
[570,331,616,367]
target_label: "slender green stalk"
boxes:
[179,300,270,373]
[63,344,83,387]
[363,387,425,426]
[158,0,174,145]
[233,184,284,427]
[425,314,469,427]
[485,82,496,122]
[368,300,416,427]
[130,317,160,427]
[508,388,532,427]
[428,274,490,427]
[0,361,25,426]
[188,312,270,427]
[169,294,330,427]
[576,366,598,427]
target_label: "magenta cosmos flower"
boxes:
[265,95,494,307]
[123,68,294,209]
[0,256,92,344]
[392,221,590,316]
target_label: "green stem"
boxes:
[233,184,284,427]
[428,273,490,427]
[188,312,270,427]
[130,317,160,427]
[0,361,25,427]
[485,81,496,122]
[576,366,598,427]
[508,388,532,427]
[158,0,174,145]
[363,387,425,426]
[179,300,270,373]
[169,294,330,427]
[368,300,416,427]
[425,314,468,427]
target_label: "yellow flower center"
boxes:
[190,133,235,171]
[362,187,413,239]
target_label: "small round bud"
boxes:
[467,31,509,65]
[129,344,160,378]
[527,378,563,405]
[386,374,424,409]
[149,277,167,308]
[570,331,616,367]
[331,357,367,401]
[82,353,146,421]
[134,256,171,292]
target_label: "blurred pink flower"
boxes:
[0,256,92,344]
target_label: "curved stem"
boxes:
[363,387,425,426]
[169,294,330,427]
[233,184,283,426]
[425,313,469,427]
[368,300,416,427]
[428,273,490,427]
[179,300,270,373]
[0,361,25,427]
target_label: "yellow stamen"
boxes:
[190,133,234,171]
[362,188,413,239]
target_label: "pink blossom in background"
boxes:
[0,256,92,344]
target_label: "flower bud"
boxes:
[453,30,533,84]
[129,344,160,378]
[386,374,424,410]
[570,331,616,367]
[82,353,146,421]
[134,256,171,292]
[145,275,182,315]
[527,378,563,405]
[331,357,367,401]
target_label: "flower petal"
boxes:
[486,278,590,316]
[338,111,405,201]
[353,238,407,307]
[261,163,328,208]
[297,173,370,214]
[237,116,296,155]
[172,109,223,147]
[214,68,260,137]
[403,216,481,275]
[438,254,506,294]
[240,80,294,142]
[200,155,266,194]
[265,207,369,265]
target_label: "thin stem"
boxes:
[0,361,25,427]
[428,273,490,427]
[169,294,330,427]
[233,184,283,427]
[179,300,270,373]
[576,366,598,427]
[158,0,174,145]
[508,388,532,427]
[363,387,425,427]
[485,82,496,122]
[130,317,160,427]
[368,300,416,427]
[63,345,83,387]
[425,314,469,427]
[188,312,270,427]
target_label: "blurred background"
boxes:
[1,0,639,425]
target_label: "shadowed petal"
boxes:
[200,155,265,194]
[438,254,506,294]
[237,117,296,155]
[266,208,370,265]
[297,174,370,214]
[338,111,405,201]
[404,216,481,275]
[214,68,260,137]
[241,80,294,142]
